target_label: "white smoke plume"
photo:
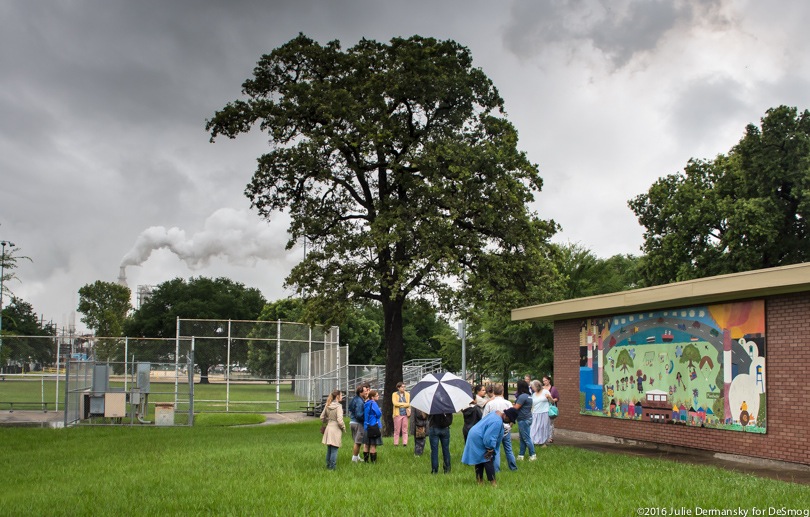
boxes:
[120,208,292,269]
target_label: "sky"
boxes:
[2,0,809,332]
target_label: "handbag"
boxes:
[366,424,381,439]
[549,404,559,419]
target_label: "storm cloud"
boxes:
[1,0,808,330]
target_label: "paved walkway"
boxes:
[551,429,810,486]
[3,410,807,485]
[0,410,64,428]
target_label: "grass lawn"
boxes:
[0,376,309,413]
[0,418,808,516]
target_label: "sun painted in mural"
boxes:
[578,300,766,433]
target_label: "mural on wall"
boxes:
[579,300,766,433]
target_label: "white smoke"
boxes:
[120,208,292,269]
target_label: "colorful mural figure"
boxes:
[579,300,766,433]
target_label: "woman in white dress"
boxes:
[529,380,554,447]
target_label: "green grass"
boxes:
[0,420,807,516]
[192,413,266,427]
[0,376,308,413]
[0,374,65,408]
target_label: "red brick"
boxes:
[553,293,809,466]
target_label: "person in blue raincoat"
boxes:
[461,407,519,486]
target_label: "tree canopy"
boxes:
[0,242,28,303]
[78,280,132,362]
[629,105,810,285]
[207,34,557,431]
[78,281,131,334]
[555,243,641,297]
[0,296,55,368]
[124,277,266,383]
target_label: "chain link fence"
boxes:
[1,319,345,425]
[1,324,443,426]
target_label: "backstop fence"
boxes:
[0,319,346,426]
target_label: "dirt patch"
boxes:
[257,413,319,426]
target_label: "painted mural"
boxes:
[579,300,766,433]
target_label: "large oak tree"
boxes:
[630,106,810,285]
[207,34,556,432]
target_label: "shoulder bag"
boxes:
[366,423,381,439]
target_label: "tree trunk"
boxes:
[199,362,210,384]
[381,296,404,436]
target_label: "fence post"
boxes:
[226,320,231,412]
[62,358,70,427]
[55,336,61,411]
[124,337,129,392]
[188,338,194,426]
[276,320,281,413]
[174,317,180,407]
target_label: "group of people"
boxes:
[316,382,383,470]
[459,375,559,486]
[319,373,559,485]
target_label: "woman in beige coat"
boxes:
[320,389,346,470]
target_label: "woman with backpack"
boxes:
[461,384,484,442]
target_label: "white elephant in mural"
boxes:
[727,338,766,426]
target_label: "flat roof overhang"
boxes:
[511,262,810,323]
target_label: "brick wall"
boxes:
[553,293,810,466]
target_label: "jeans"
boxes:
[429,426,451,473]
[326,445,338,470]
[502,428,517,470]
[517,420,535,457]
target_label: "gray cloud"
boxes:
[666,75,747,154]
[503,0,729,68]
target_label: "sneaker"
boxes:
[529,455,537,461]
[351,456,359,463]
[517,455,524,461]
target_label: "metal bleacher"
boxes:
[345,358,441,400]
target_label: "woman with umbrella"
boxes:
[461,408,519,486]
[409,371,473,474]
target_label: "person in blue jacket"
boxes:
[363,390,383,463]
[461,408,518,487]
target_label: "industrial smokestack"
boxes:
[117,266,127,287]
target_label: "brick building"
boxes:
[512,263,810,466]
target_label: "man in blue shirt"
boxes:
[348,383,369,462]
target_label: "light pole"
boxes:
[0,240,15,368]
